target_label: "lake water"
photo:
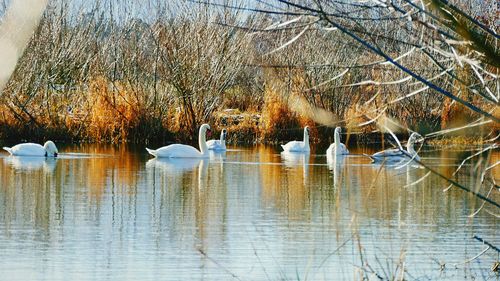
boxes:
[0,144,498,280]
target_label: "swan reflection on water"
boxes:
[280,151,310,185]
[326,153,346,169]
[146,157,208,173]
[146,157,210,195]
[281,151,310,168]
[326,153,347,188]
[3,156,58,172]
[209,150,226,161]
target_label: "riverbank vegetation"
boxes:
[0,1,498,279]
[0,0,498,145]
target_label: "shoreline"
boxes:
[0,131,493,147]
[1,108,495,147]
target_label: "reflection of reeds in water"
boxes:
[0,145,497,279]
[258,146,283,205]
[0,156,58,235]
[347,147,500,227]
[439,148,459,179]
[0,144,146,226]
[365,165,445,224]
[73,144,142,199]
[490,150,499,180]
[258,146,312,220]
[437,147,500,215]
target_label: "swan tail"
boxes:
[146,148,157,157]
[3,147,12,155]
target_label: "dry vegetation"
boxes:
[0,0,497,144]
[0,1,498,279]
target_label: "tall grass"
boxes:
[0,0,497,143]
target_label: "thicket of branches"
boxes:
[0,0,497,143]
[0,1,497,278]
[0,1,252,142]
[225,1,499,279]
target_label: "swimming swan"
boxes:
[146,124,212,158]
[326,127,349,155]
[281,126,310,153]
[369,132,423,163]
[3,141,58,157]
[207,129,227,151]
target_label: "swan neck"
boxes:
[303,130,309,148]
[334,130,340,145]
[407,139,415,155]
[333,130,340,152]
[220,132,225,144]
[199,129,208,154]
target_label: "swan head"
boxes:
[334,127,341,135]
[221,129,227,140]
[304,126,310,136]
[407,133,424,156]
[43,141,58,157]
[409,132,424,144]
[200,124,211,139]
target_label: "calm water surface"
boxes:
[0,144,498,280]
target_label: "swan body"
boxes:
[369,132,423,163]
[146,124,211,158]
[207,129,227,151]
[326,127,349,155]
[281,126,310,153]
[3,141,58,157]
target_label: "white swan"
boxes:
[281,126,310,153]
[207,129,227,151]
[326,127,349,155]
[369,132,423,163]
[146,124,211,158]
[3,141,58,157]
